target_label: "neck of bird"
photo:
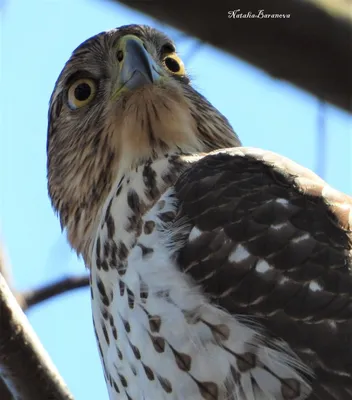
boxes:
[67,151,198,267]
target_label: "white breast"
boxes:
[90,180,313,400]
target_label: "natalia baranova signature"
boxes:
[228,9,291,19]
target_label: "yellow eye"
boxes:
[162,54,186,76]
[67,78,96,109]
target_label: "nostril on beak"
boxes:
[117,50,124,62]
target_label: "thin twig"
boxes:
[22,275,90,310]
[0,272,74,400]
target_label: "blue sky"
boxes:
[0,1,351,399]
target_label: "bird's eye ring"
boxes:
[162,54,185,76]
[67,78,96,109]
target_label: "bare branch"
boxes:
[0,236,20,399]
[0,379,13,400]
[22,275,90,310]
[0,273,74,400]
[0,235,85,398]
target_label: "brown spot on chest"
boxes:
[127,287,135,309]
[158,200,166,210]
[281,378,301,399]
[137,243,154,257]
[142,363,155,381]
[101,259,109,271]
[117,241,129,260]
[236,352,257,372]
[196,380,218,400]
[144,220,155,234]
[117,346,123,360]
[108,314,118,340]
[130,365,137,376]
[106,214,115,239]
[119,280,125,296]
[97,277,110,306]
[118,373,128,388]
[96,236,101,258]
[158,211,176,223]
[201,319,230,341]
[130,342,141,359]
[116,185,123,197]
[157,376,173,393]
[121,317,131,333]
[117,262,127,276]
[143,162,160,200]
[149,315,161,333]
[101,321,110,345]
[112,380,120,393]
[127,189,142,213]
[140,280,149,302]
[169,345,192,372]
[149,333,165,353]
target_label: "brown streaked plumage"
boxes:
[47,24,352,400]
[47,24,238,261]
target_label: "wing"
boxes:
[174,147,352,399]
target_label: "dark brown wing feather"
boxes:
[174,147,352,398]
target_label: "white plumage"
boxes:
[91,156,313,400]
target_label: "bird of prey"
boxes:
[47,24,352,400]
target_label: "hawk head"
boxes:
[47,24,240,257]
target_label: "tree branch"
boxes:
[0,272,75,400]
[22,275,90,311]
[0,234,89,399]
[115,0,352,113]
[0,235,20,399]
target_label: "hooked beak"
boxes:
[113,35,162,97]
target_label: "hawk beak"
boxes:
[113,35,162,96]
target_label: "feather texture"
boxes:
[46,24,352,400]
[89,147,352,399]
[174,147,352,398]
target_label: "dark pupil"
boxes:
[165,57,180,73]
[74,83,91,101]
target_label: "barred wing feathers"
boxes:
[174,147,352,398]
